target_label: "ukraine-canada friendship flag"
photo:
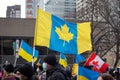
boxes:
[18,40,39,62]
[34,8,92,54]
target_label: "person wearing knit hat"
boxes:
[16,63,34,80]
[44,54,57,66]
[43,54,67,80]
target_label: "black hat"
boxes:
[44,54,57,66]
[4,63,14,73]
[17,63,34,79]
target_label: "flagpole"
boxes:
[14,39,19,67]
[32,46,35,67]
[32,0,40,67]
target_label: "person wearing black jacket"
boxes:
[43,54,67,80]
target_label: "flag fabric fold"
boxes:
[18,40,39,62]
[59,53,68,68]
[84,52,109,73]
[34,8,92,54]
[78,66,99,80]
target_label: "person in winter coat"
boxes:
[42,54,67,80]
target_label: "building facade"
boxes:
[26,0,38,18]
[44,0,76,20]
[26,0,76,20]
[6,5,21,18]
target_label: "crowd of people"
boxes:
[0,54,119,80]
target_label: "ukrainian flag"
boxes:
[78,66,99,80]
[36,59,43,66]
[59,53,68,68]
[18,40,39,62]
[34,8,92,54]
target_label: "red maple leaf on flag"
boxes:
[92,60,99,66]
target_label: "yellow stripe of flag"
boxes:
[34,8,52,47]
[77,22,92,54]
[19,48,37,62]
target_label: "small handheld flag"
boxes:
[18,40,39,62]
[59,53,68,68]
[36,59,43,66]
[84,52,109,73]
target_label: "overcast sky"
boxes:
[0,0,25,18]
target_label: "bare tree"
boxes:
[91,0,120,67]
[77,0,120,67]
